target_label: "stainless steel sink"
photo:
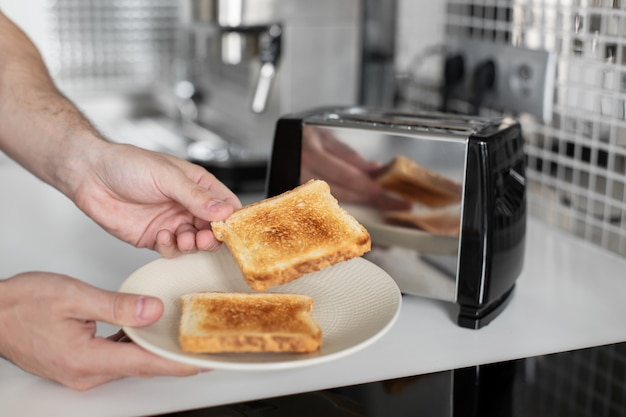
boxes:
[75,93,267,192]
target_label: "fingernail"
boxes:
[207,199,226,213]
[202,241,221,251]
[136,296,160,321]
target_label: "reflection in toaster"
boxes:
[298,125,465,302]
[300,126,412,211]
[372,155,462,209]
[382,208,460,237]
[300,125,463,239]
[372,154,462,237]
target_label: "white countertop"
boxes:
[2,154,626,417]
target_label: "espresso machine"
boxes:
[168,0,362,190]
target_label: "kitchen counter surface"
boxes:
[2,154,626,417]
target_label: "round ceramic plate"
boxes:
[119,246,402,371]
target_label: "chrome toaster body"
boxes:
[266,107,526,329]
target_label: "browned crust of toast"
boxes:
[179,292,322,353]
[179,333,321,353]
[241,245,369,289]
[373,155,462,208]
[211,179,371,291]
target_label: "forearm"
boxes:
[0,12,109,199]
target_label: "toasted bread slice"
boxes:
[383,210,461,237]
[373,155,462,208]
[179,292,322,353]
[211,179,371,291]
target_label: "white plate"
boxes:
[342,204,458,256]
[119,246,401,371]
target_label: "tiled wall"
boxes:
[43,0,178,92]
[441,0,626,257]
[396,0,626,257]
[26,0,178,94]
[395,1,446,71]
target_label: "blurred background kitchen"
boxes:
[2,0,625,256]
[2,1,626,413]
[0,0,621,254]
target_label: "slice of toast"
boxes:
[179,292,322,353]
[373,155,463,208]
[211,179,371,291]
[382,210,461,237]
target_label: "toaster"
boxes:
[266,107,526,329]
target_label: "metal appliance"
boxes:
[169,0,362,190]
[266,107,527,329]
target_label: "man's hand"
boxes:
[0,272,201,391]
[72,143,242,258]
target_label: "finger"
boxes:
[161,169,238,223]
[175,223,199,253]
[71,286,164,327]
[94,340,200,376]
[198,177,242,210]
[309,153,379,197]
[196,228,222,251]
[326,181,373,205]
[184,184,234,220]
[373,192,414,210]
[323,137,375,171]
[302,158,370,203]
[155,229,182,258]
[300,166,316,184]
[315,128,381,172]
[65,342,200,391]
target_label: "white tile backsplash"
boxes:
[395,1,447,72]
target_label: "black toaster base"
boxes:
[457,285,516,329]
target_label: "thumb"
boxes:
[77,289,164,327]
[163,171,236,222]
